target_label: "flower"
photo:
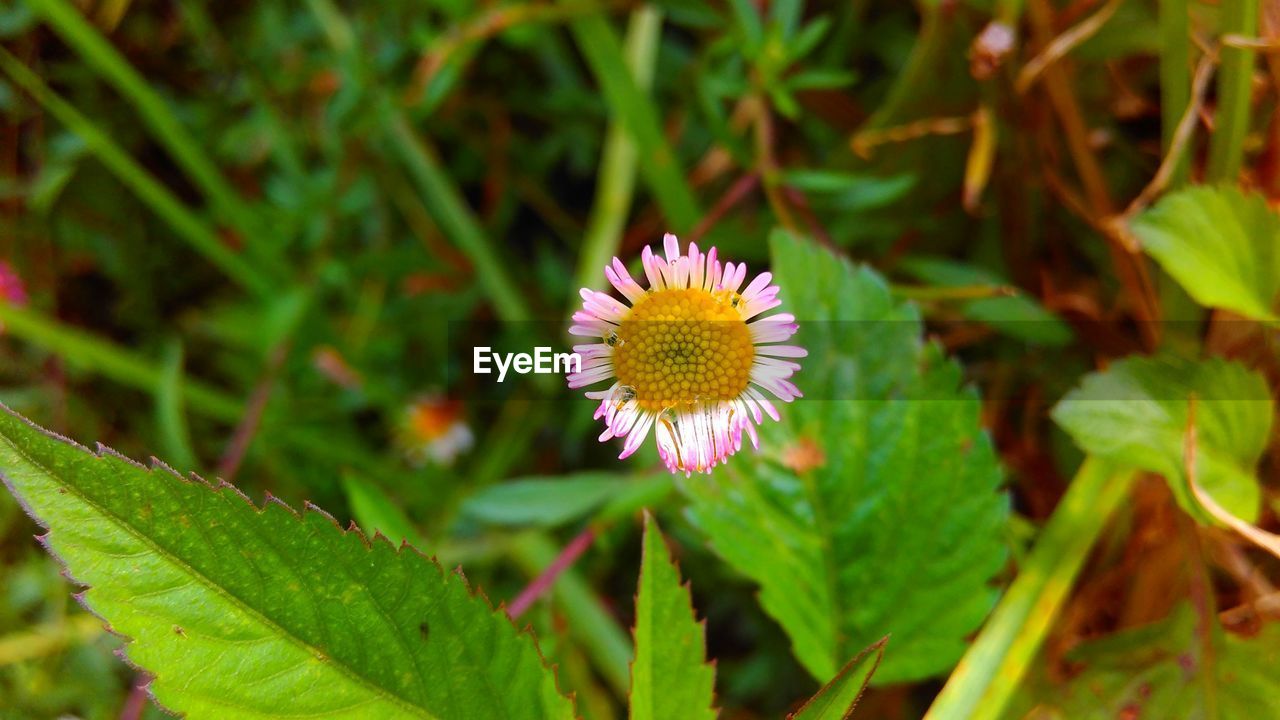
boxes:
[396,395,474,467]
[568,234,805,475]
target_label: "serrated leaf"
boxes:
[1131,186,1280,322]
[788,636,887,720]
[0,407,575,719]
[1051,356,1272,523]
[1004,604,1280,719]
[682,231,1010,684]
[629,514,716,720]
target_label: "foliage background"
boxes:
[1,0,1279,718]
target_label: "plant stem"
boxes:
[923,458,1137,720]
[27,0,281,269]
[509,526,598,618]
[564,3,701,232]
[0,47,272,296]
[1159,0,1192,187]
[573,6,662,295]
[1207,0,1259,182]
[752,95,799,232]
[509,531,633,697]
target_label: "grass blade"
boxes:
[574,6,663,294]
[564,5,701,232]
[1207,0,1258,182]
[923,458,1137,720]
[27,0,282,269]
[0,46,273,296]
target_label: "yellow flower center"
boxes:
[613,288,754,412]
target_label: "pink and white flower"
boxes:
[568,234,805,475]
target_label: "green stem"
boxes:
[573,6,663,295]
[923,458,1137,720]
[509,532,633,696]
[564,3,701,233]
[28,0,281,269]
[1159,0,1191,187]
[1206,0,1258,183]
[0,47,272,296]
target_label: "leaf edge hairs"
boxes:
[568,234,806,476]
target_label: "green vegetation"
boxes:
[1,1,1279,718]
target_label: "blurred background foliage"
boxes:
[0,0,1278,718]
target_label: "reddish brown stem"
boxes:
[507,527,597,619]
[686,172,759,244]
[217,342,290,482]
[118,676,150,720]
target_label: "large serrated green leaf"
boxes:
[1003,604,1280,720]
[629,513,716,720]
[682,231,1010,684]
[0,406,575,719]
[1051,356,1272,523]
[1132,186,1280,322]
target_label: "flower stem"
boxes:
[509,531,633,696]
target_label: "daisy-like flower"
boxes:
[569,234,805,475]
[396,395,474,467]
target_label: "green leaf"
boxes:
[727,0,764,55]
[1005,604,1280,720]
[683,230,1010,684]
[629,514,716,720]
[788,637,887,720]
[1051,356,1272,523]
[0,406,575,719]
[154,339,198,473]
[462,472,627,527]
[785,69,856,91]
[1132,186,1280,322]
